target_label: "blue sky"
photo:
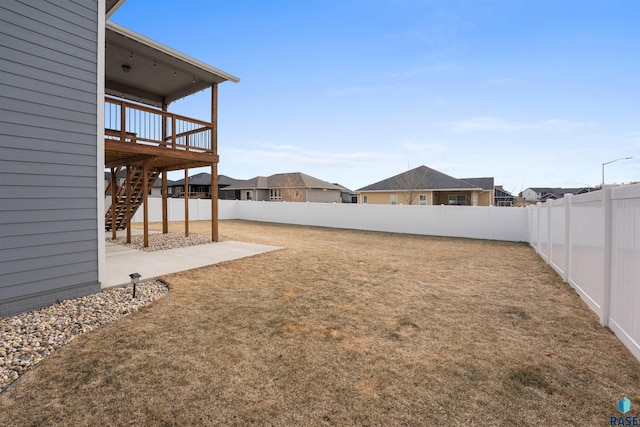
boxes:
[111,0,639,193]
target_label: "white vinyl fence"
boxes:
[129,199,530,242]
[120,186,640,360]
[528,184,640,360]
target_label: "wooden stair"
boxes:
[105,166,160,231]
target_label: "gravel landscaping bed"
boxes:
[107,232,218,251]
[0,279,169,394]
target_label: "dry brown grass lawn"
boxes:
[1,220,639,426]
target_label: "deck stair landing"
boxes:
[105,166,160,231]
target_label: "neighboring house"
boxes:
[494,186,516,207]
[225,172,342,203]
[332,183,357,203]
[521,187,593,203]
[459,177,495,207]
[105,169,127,189]
[1,0,238,316]
[170,172,214,199]
[169,173,242,199]
[106,170,173,197]
[151,176,175,198]
[356,166,494,206]
[218,175,243,200]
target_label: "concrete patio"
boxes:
[104,232,281,288]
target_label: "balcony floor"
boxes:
[105,138,217,171]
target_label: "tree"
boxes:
[395,167,424,205]
[277,174,306,202]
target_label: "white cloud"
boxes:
[448,116,595,133]
[539,119,595,131]
[222,144,386,169]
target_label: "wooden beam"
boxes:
[126,165,132,243]
[161,103,169,236]
[110,167,117,240]
[105,140,216,162]
[105,154,156,168]
[211,83,219,242]
[161,159,219,171]
[162,170,168,234]
[184,169,189,237]
[120,102,126,147]
[212,163,218,242]
[143,162,149,248]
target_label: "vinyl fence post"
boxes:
[601,188,612,327]
[547,200,553,265]
[564,194,572,283]
[536,203,541,254]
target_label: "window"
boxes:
[246,191,252,200]
[419,194,427,205]
[270,189,282,200]
[390,194,398,205]
[363,195,368,204]
[448,195,467,206]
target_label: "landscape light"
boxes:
[129,272,141,298]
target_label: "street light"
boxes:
[602,157,633,187]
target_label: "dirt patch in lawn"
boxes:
[1,220,638,426]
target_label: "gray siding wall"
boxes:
[0,1,101,316]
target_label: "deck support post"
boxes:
[126,165,131,243]
[110,167,117,240]
[211,163,218,242]
[161,101,169,235]
[162,170,168,234]
[211,83,219,242]
[184,169,189,237]
[143,161,149,248]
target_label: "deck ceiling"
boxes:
[105,22,239,108]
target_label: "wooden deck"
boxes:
[104,97,217,171]
[104,95,219,243]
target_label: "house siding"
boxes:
[0,0,101,316]
[360,191,432,205]
[307,189,341,203]
[360,190,493,206]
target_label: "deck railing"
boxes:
[105,97,213,154]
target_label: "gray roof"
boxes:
[224,172,342,191]
[357,166,480,192]
[104,170,127,180]
[459,177,495,191]
[218,174,243,187]
[332,183,354,193]
[171,173,242,187]
[171,172,211,186]
[525,187,593,199]
[152,177,176,188]
[105,170,174,187]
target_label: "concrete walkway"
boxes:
[104,238,282,288]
